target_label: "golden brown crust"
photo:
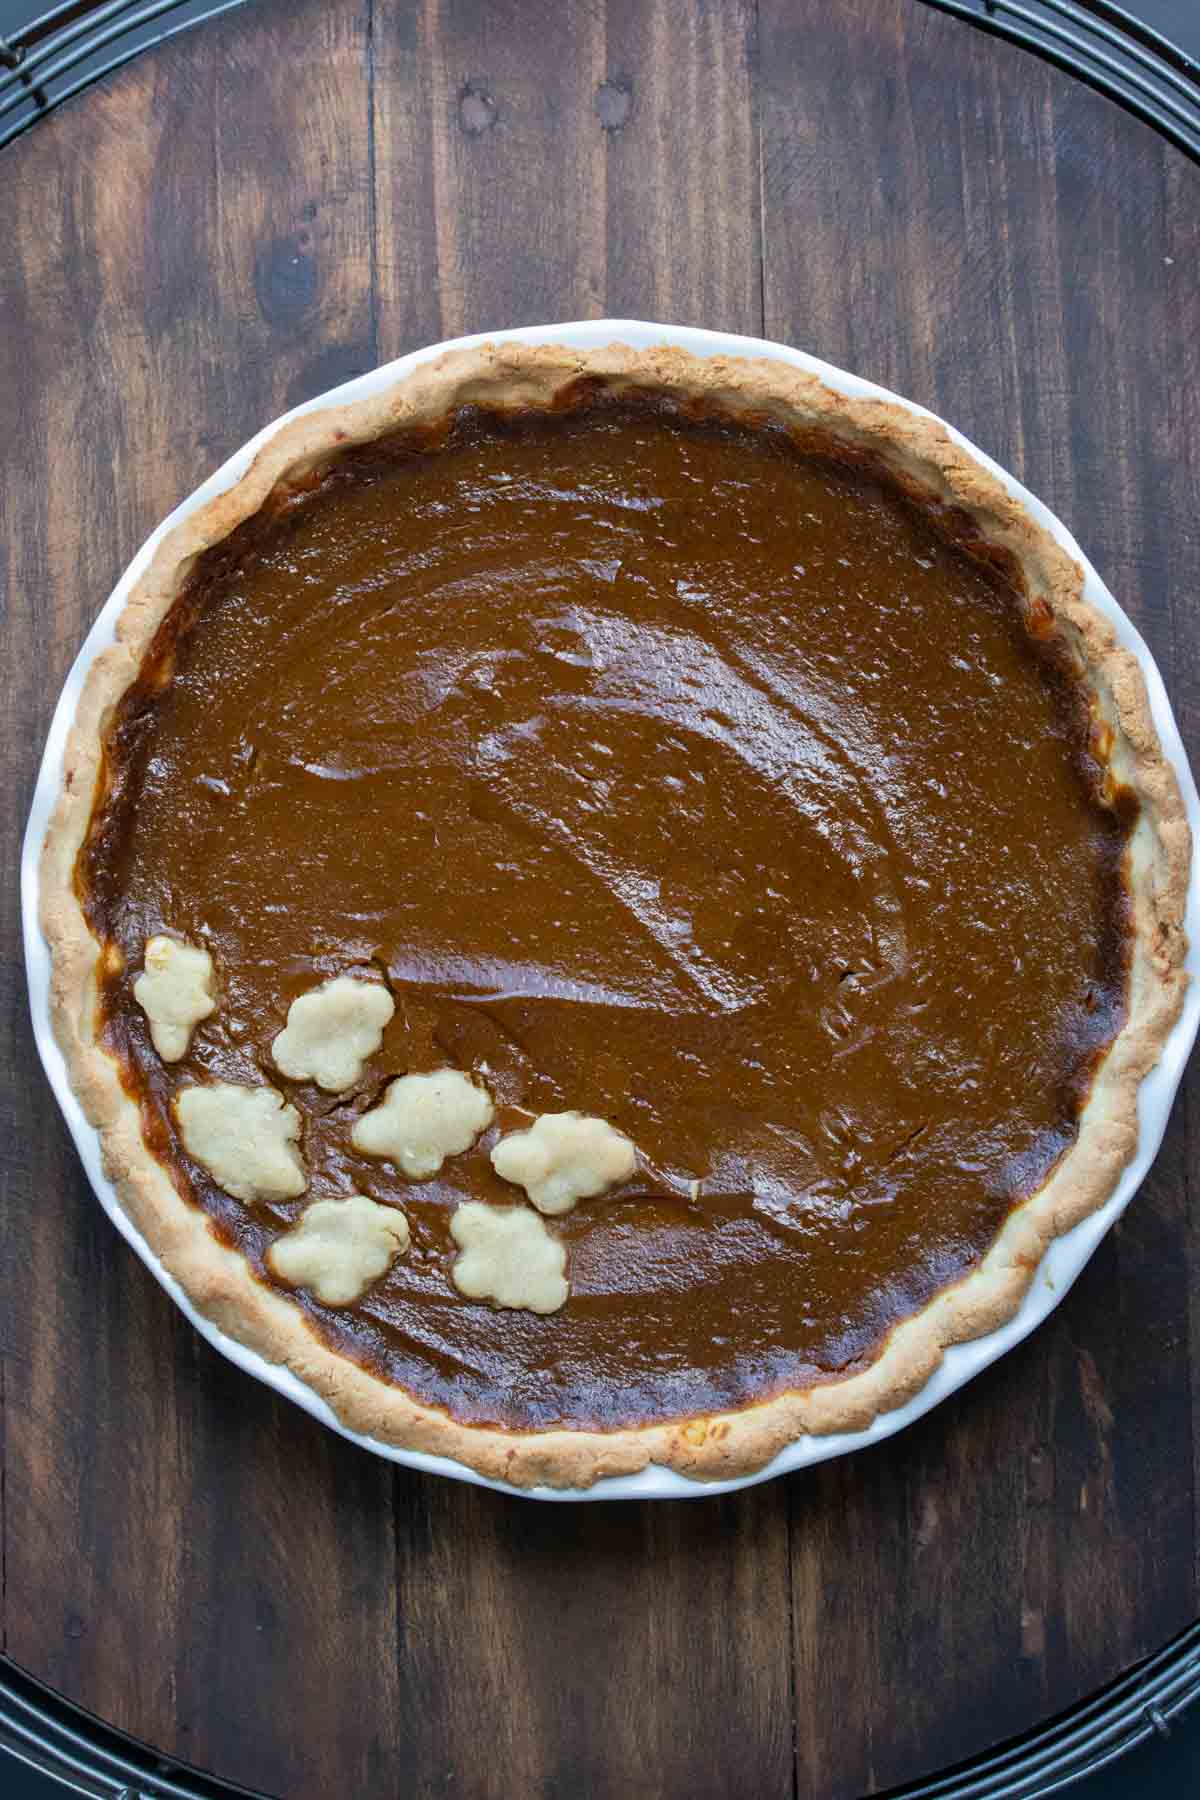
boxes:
[38,340,1192,1488]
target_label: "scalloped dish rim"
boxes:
[22,319,1200,1500]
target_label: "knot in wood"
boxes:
[595,78,632,131]
[459,83,498,136]
[254,233,317,329]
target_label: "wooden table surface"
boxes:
[1,2,1198,1795]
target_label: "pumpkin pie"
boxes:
[39,342,1190,1487]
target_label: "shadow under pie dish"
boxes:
[28,327,1196,1494]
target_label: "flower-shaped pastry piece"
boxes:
[133,935,216,1061]
[351,1068,494,1178]
[450,1202,568,1314]
[490,1110,636,1215]
[267,1194,410,1305]
[271,975,394,1092]
[174,1081,307,1204]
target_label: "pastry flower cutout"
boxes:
[490,1110,636,1215]
[351,1068,495,1178]
[450,1202,568,1314]
[267,1194,410,1305]
[133,935,216,1061]
[271,974,394,1093]
[175,1081,307,1204]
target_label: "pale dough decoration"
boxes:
[490,1110,637,1215]
[175,1081,307,1204]
[450,1202,569,1314]
[351,1068,495,1178]
[267,1194,410,1305]
[271,974,395,1092]
[133,935,216,1061]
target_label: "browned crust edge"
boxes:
[37,340,1192,1490]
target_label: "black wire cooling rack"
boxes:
[0,0,247,146]
[1,0,1198,1795]
[928,0,1199,157]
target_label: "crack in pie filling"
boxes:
[41,344,1190,1487]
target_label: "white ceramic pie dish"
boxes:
[22,319,1200,1500]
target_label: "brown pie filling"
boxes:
[78,393,1134,1431]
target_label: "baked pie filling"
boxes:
[75,389,1139,1434]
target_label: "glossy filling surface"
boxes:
[81,396,1133,1430]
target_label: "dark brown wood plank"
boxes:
[373,5,792,1796]
[0,5,403,1796]
[758,3,1199,1793]
[0,69,202,1751]
[392,1479,793,1800]
[370,0,443,360]
[1162,148,1200,1602]
[601,0,762,331]
[376,0,607,341]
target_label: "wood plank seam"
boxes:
[786,1471,800,1800]
[752,0,767,340]
[367,0,380,369]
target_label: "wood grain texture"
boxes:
[378,0,607,340]
[375,10,792,1798]
[0,1,1197,1796]
[600,0,761,330]
[1,6,403,1796]
[756,5,1198,1792]
[1163,144,1200,1605]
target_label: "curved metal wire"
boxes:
[924,0,1200,156]
[0,1654,260,1797]
[0,0,247,144]
[886,1620,1200,1797]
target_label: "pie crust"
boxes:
[38,341,1191,1488]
